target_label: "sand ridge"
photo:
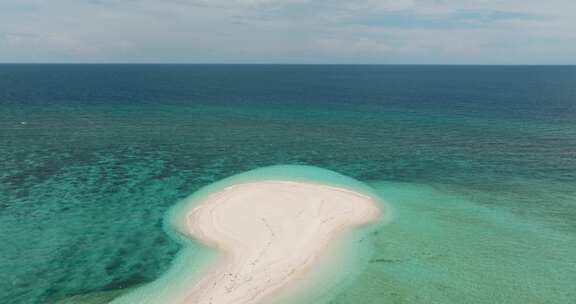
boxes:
[162,180,381,304]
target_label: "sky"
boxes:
[0,0,575,64]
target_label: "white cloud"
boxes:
[0,32,134,54]
[0,0,574,63]
[315,37,393,54]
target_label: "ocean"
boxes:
[0,64,575,303]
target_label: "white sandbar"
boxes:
[162,180,380,304]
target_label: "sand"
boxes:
[142,180,381,304]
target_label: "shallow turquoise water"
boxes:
[1,65,575,303]
[338,182,576,303]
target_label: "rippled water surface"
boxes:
[1,65,575,303]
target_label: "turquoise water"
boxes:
[1,65,575,303]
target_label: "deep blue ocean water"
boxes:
[0,64,575,303]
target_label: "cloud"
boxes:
[0,32,133,54]
[347,9,539,30]
[314,37,393,54]
[0,0,574,63]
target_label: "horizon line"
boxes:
[0,62,575,66]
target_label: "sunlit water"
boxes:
[1,65,575,303]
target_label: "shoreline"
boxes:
[111,166,384,304]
